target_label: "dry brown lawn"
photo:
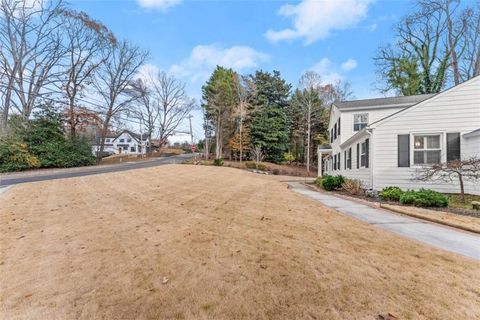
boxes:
[1,165,479,320]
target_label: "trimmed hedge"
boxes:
[379,186,404,201]
[320,175,344,191]
[399,188,448,207]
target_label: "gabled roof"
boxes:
[112,130,149,142]
[333,94,435,111]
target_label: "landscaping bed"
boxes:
[312,176,480,219]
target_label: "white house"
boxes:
[319,75,480,195]
[92,130,150,156]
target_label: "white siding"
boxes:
[464,136,480,158]
[340,107,404,144]
[371,77,480,195]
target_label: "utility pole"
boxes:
[187,114,196,160]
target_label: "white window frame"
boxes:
[411,132,444,167]
[353,113,369,131]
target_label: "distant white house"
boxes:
[319,75,480,195]
[92,130,150,156]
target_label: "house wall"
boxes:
[339,107,404,144]
[371,76,480,195]
[464,136,480,158]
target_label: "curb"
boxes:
[380,204,480,235]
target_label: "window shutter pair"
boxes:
[397,133,461,167]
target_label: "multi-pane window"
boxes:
[353,113,368,131]
[360,141,367,167]
[414,135,441,165]
[106,138,110,143]
[119,139,125,143]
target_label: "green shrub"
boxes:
[379,186,404,202]
[314,177,323,187]
[321,175,344,191]
[245,161,267,171]
[213,158,224,166]
[283,152,295,163]
[0,136,40,172]
[399,189,448,207]
[342,178,365,196]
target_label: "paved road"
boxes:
[0,154,194,187]
[288,182,480,261]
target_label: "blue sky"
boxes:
[72,0,414,137]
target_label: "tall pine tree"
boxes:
[248,70,291,163]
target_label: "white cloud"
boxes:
[341,59,358,72]
[169,44,270,83]
[136,0,182,11]
[265,0,373,44]
[310,58,357,84]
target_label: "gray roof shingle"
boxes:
[334,94,435,110]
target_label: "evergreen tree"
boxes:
[248,70,291,163]
[202,66,237,159]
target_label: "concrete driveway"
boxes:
[0,153,193,186]
[288,182,480,260]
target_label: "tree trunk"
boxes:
[306,105,311,172]
[459,173,465,202]
[96,115,110,164]
[215,114,222,159]
[239,117,243,163]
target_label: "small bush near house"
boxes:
[245,161,267,171]
[321,175,344,191]
[213,158,224,166]
[342,178,366,196]
[400,189,449,207]
[314,177,323,187]
[379,186,404,202]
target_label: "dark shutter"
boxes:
[348,148,352,169]
[338,118,341,136]
[338,153,341,170]
[330,129,333,143]
[397,134,410,167]
[447,132,461,162]
[365,139,369,168]
[344,150,347,169]
[334,123,337,140]
[356,143,360,169]
[334,154,336,170]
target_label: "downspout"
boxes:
[366,128,374,190]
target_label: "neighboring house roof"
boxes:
[464,128,480,139]
[333,94,435,111]
[112,130,149,143]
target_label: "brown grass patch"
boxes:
[1,165,479,319]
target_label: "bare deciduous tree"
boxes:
[298,71,323,172]
[250,144,264,170]
[233,74,253,163]
[61,9,116,138]
[92,40,148,162]
[0,0,65,131]
[415,157,480,202]
[128,77,159,155]
[153,71,195,149]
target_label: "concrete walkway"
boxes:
[288,182,480,261]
